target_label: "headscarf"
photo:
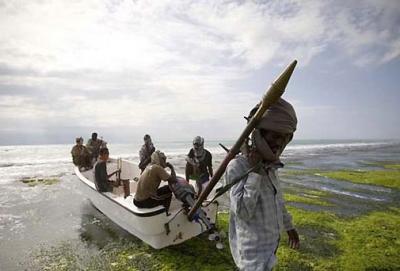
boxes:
[249,98,297,162]
[257,98,297,133]
[192,136,205,159]
[144,134,154,152]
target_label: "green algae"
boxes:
[319,170,400,189]
[336,207,400,270]
[361,160,400,170]
[276,207,400,271]
[29,208,400,270]
[283,163,400,189]
[284,193,332,207]
[21,178,60,186]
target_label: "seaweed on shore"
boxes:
[20,178,60,187]
[26,206,400,271]
[282,162,400,189]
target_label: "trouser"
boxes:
[195,173,210,196]
[133,186,172,213]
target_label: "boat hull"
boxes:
[74,160,219,249]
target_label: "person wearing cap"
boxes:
[134,150,176,214]
[225,98,300,271]
[138,134,156,173]
[86,132,106,165]
[71,137,91,170]
[185,136,213,197]
[94,147,121,192]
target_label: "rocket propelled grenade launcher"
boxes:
[188,60,298,220]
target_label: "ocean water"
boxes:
[0,139,399,270]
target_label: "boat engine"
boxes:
[169,177,213,230]
[168,177,224,249]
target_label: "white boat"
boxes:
[74,158,220,249]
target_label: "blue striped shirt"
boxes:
[225,155,293,271]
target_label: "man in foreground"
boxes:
[225,98,300,271]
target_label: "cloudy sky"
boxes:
[0,0,399,145]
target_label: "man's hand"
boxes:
[166,162,173,169]
[287,229,300,249]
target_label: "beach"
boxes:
[1,139,399,270]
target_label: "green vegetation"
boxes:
[383,164,400,170]
[361,160,400,170]
[30,208,400,271]
[277,207,400,271]
[336,207,400,270]
[21,178,59,186]
[284,193,332,207]
[25,158,400,270]
[317,170,400,189]
[283,162,400,189]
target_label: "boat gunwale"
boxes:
[74,166,166,217]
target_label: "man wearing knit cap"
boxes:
[225,98,300,271]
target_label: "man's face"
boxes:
[193,142,202,151]
[260,130,292,155]
[100,152,109,161]
[160,156,167,168]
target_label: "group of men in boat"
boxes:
[70,98,300,271]
[134,134,214,215]
[71,132,214,215]
[70,132,107,170]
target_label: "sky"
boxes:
[0,0,399,145]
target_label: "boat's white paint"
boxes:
[74,158,219,249]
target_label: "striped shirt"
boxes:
[225,155,293,271]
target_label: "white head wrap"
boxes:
[192,136,205,158]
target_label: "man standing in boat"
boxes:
[134,150,176,215]
[138,134,156,173]
[87,132,106,165]
[225,98,300,271]
[185,136,213,197]
[94,148,121,192]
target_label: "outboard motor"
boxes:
[169,177,213,230]
[168,177,224,249]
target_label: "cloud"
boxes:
[0,0,399,144]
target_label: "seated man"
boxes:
[94,148,120,192]
[134,150,176,214]
[71,137,91,170]
[185,136,213,197]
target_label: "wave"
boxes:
[0,160,71,168]
[286,141,396,152]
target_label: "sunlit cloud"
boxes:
[0,0,399,143]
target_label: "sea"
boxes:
[1,139,400,270]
